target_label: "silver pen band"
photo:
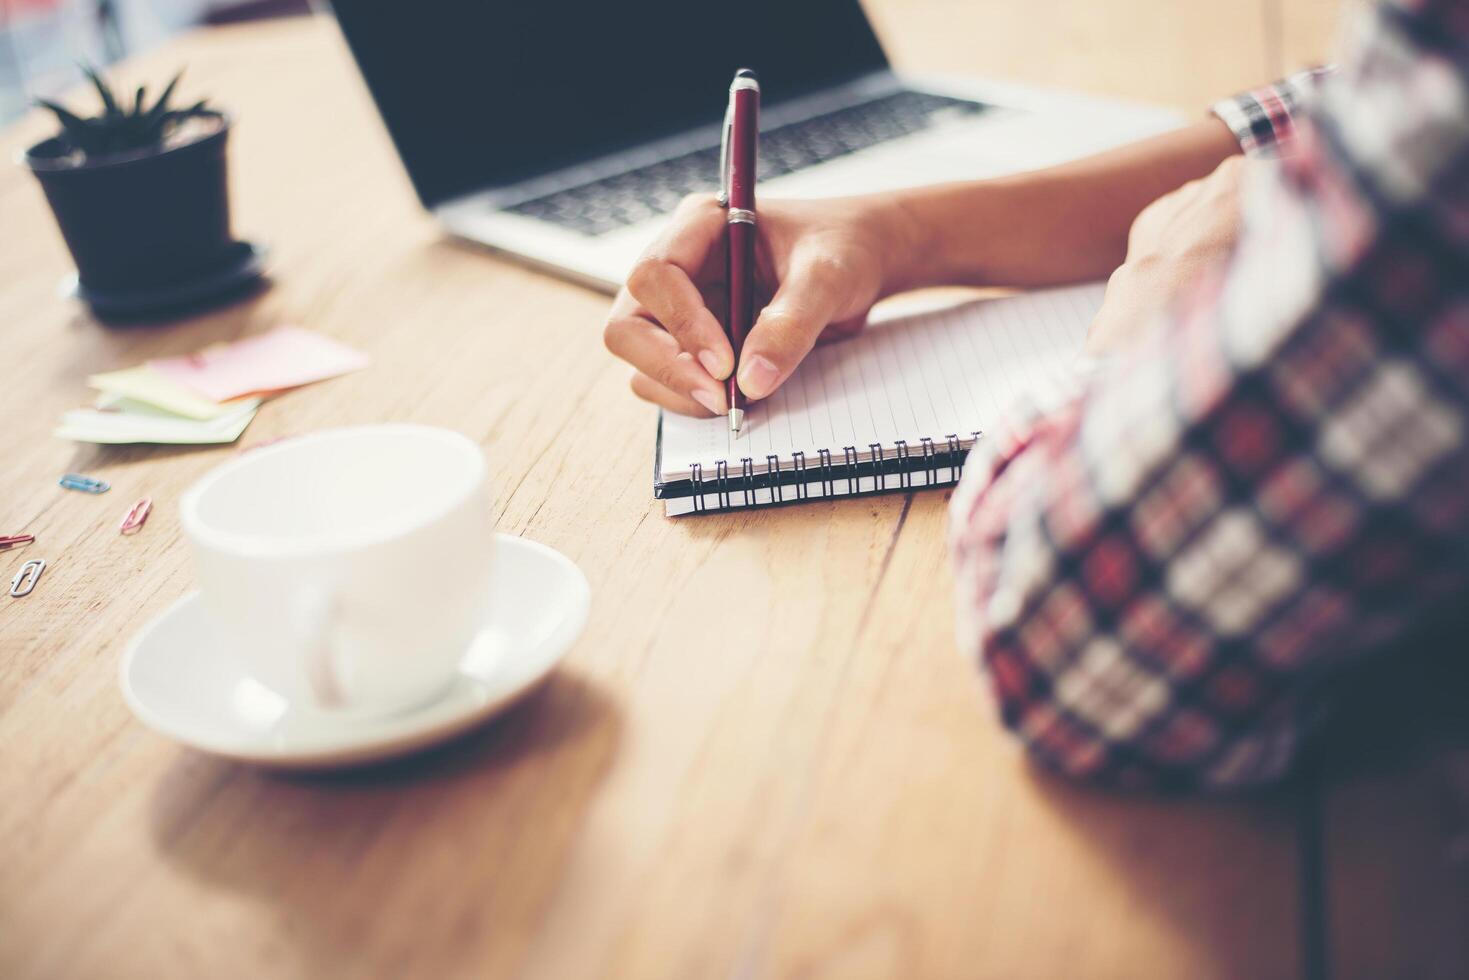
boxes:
[726,208,756,225]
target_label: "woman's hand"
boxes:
[1088,154,1248,352]
[604,193,914,416]
[605,121,1251,409]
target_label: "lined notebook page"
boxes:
[658,282,1105,481]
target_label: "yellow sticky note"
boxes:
[87,366,227,420]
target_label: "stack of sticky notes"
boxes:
[57,326,369,445]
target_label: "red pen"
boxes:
[720,69,759,436]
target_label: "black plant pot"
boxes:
[24,118,238,299]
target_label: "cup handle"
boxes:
[294,587,348,709]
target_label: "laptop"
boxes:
[327,0,1182,293]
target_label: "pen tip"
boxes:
[729,408,745,436]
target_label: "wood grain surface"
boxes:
[2,3,1461,978]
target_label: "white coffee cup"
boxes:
[180,424,495,718]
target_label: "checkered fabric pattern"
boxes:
[1211,68,1335,156]
[949,0,1469,790]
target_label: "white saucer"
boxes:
[120,534,590,769]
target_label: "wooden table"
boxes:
[2,4,1465,977]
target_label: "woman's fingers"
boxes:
[625,194,735,379]
[736,251,854,400]
[604,310,727,415]
[629,371,717,416]
[612,196,883,409]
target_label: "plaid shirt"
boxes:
[949,0,1469,790]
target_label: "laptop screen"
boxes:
[328,0,890,207]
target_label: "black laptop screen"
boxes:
[328,0,890,207]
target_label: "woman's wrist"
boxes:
[867,118,1246,295]
[876,181,1010,293]
[869,187,948,296]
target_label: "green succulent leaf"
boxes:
[145,72,182,121]
[79,64,124,151]
[171,99,211,120]
[81,64,121,120]
[36,97,89,133]
[35,65,213,159]
[35,98,100,153]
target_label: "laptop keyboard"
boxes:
[505,89,987,237]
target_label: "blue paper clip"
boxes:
[59,473,110,494]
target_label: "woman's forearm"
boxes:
[881,117,1241,292]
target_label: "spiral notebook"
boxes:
[653,282,1105,516]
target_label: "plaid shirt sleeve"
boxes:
[1211,68,1336,157]
[948,0,1469,791]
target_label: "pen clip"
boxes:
[717,96,733,208]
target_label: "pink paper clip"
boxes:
[119,498,153,535]
[0,534,35,551]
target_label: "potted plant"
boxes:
[23,67,259,318]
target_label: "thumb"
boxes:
[737,256,852,400]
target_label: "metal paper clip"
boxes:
[119,498,152,535]
[9,559,45,598]
[59,473,110,494]
[0,534,34,551]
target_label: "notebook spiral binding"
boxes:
[682,430,983,512]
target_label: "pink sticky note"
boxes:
[150,327,370,402]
